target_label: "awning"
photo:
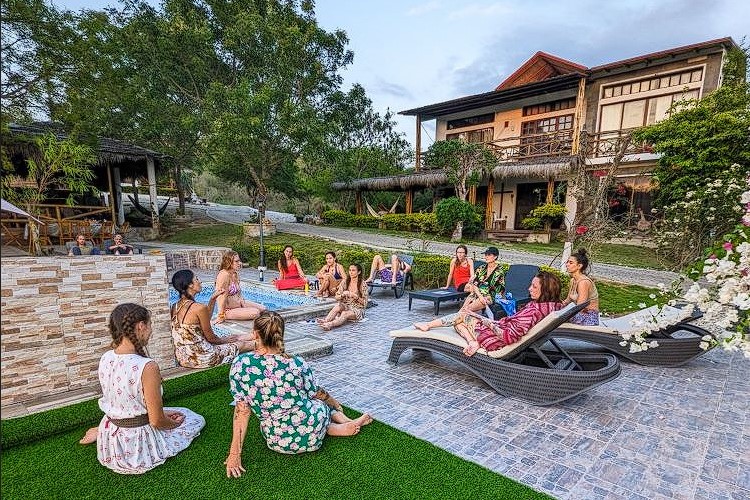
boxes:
[1,199,44,224]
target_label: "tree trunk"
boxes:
[451,221,463,242]
[175,164,186,215]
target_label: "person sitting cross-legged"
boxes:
[364,254,411,286]
[107,233,134,255]
[317,263,368,331]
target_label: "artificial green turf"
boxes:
[1,367,549,500]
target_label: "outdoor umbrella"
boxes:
[1,199,44,224]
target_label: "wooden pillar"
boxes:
[147,157,160,233]
[106,164,116,223]
[113,167,125,225]
[546,178,555,204]
[355,191,363,215]
[405,189,413,214]
[571,77,587,155]
[468,185,477,205]
[484,177,494,230]
[415,114,422,171]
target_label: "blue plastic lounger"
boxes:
[388,302,621,406]
[550,304,710,367]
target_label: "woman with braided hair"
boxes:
[78,303,205,474]
[170,269,256,368]
[225,311,372,477]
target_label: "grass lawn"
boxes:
[1,367,548,500]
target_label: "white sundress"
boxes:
[96,350,205,474]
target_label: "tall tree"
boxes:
[423,139,496,240]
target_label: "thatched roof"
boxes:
[6,122,167,165]
[492,158,573,179]
[331,169,449,192]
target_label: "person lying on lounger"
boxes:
[364,254,411,286]
[414,271,562,357]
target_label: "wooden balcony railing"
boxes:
[581,129,654,158]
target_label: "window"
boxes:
[446,113,494,130]
[522,98,575,117]
[521,114,574,135]
[601,68,703,100]
[600,89,700,131]
[446,127,494,143]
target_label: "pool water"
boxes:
[168,283,318,311]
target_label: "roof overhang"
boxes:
[400,73,584,120]
[492,159,572,180]
[331,170,449,192]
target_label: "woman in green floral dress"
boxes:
[224,311,372,478]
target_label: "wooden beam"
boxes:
[468,185,477,205]
[546,178,555,204]
[485,177,494,230]
[355,191,363,215]
[146,157,160,233]
[106,163,116,223]
[113,167,124,225]
[415,114,422,171]
[405,189,413,214]
[571,77,587,155]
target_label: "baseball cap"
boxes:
[483,246,499,257]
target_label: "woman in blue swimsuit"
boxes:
[315,251,346,298]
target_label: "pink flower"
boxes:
[723,242,734,251]
[576,225,588,235]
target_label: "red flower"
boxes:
[576,225,588,235]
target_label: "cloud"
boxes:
[448,2,512,20]
[372,78,414,100]
[406,1,442,16]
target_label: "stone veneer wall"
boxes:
[162,247,229,272]
[0,255,173,409]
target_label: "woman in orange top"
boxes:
[274,245,308,290]
[443,244,474,292]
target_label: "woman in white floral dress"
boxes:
[79,303,205,474]
[224,311,373,478]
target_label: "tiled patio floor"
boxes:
[284,280,749,500]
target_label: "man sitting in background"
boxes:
[68,234,101,256]
[107,234,134,255]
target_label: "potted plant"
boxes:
[521,203,567,243]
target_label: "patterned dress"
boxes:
[471,264,505,303]
[475,301,562,351]
[96,350,205,474]
[171,300,239,368]
[229,353,331,454]
[335,278,368,320]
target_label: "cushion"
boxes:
[559,305,692,334]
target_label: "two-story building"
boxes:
[332,37,738,239]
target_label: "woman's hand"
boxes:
[211,288,227,300]
[164,410,185,425]
[225,453,246,478]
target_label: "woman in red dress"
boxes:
[274,245,308,290]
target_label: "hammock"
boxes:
[365,197,401,218]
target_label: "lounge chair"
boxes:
[368,254,415,298]
[550,304,710,367]
[388,302,621,405]
[489,264,539,318]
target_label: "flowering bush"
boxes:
[622,168,750,357]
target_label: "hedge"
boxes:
[322,211,439,233]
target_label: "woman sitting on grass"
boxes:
[315,251,346,298]
[415,271,562,357]
[171,269,255,368]
[214,251,266,323]
[562,248,600,325]
[224,311,372,478]
[317,263,368,331]
[274,245,309,290]
[79,303,205,475]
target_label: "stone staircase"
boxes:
[485,229,533,243]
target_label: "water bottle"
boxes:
[304,281,309,295]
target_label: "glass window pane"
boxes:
[680,72,691,85]
[622,100,647,129]
[604,87,613,98]
[641,80,650,91]
[647,95,672,124]
[670,74,680,86]
[600,103,623,131]
[622,85,631,95]
[691,69,703,82]
[651,78,660,89]
[661,76,671,88]
[613,86,622,97]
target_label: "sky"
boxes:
[50,0,749,150]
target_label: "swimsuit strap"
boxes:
[180,300,195,323]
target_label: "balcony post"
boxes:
[405,189,413,214]
[415,114,422,171]
[485,177,494,230]
[571,77,587,155]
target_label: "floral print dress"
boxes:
[171,300,239,368]
[229,352,331,454]
[96,351,205,474]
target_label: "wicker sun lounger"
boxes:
[551,305,709,367]
[388,302,621,406]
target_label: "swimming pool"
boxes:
[168,282,319,311]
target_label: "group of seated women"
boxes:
[79,244,599,475]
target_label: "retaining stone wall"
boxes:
[0,255,174,409]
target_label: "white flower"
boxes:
[638,302,647,309]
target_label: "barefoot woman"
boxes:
[215,251,266,323]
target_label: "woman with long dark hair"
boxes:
[274,245,308,290]
[317,263,368,331]
[562,248,600,325]
[171,269,255,368]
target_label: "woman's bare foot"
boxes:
[353,413,373,426]
[315,317,326,324]
[327,421,361,436]
[463,340,480,357]
[79,426,98,445]
[414,322,430,332]
[320,321,333,331]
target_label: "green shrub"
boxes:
[322,210,379,228]
[528,203,567,230]
[521,216,543,230]
[435,197,482,235]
